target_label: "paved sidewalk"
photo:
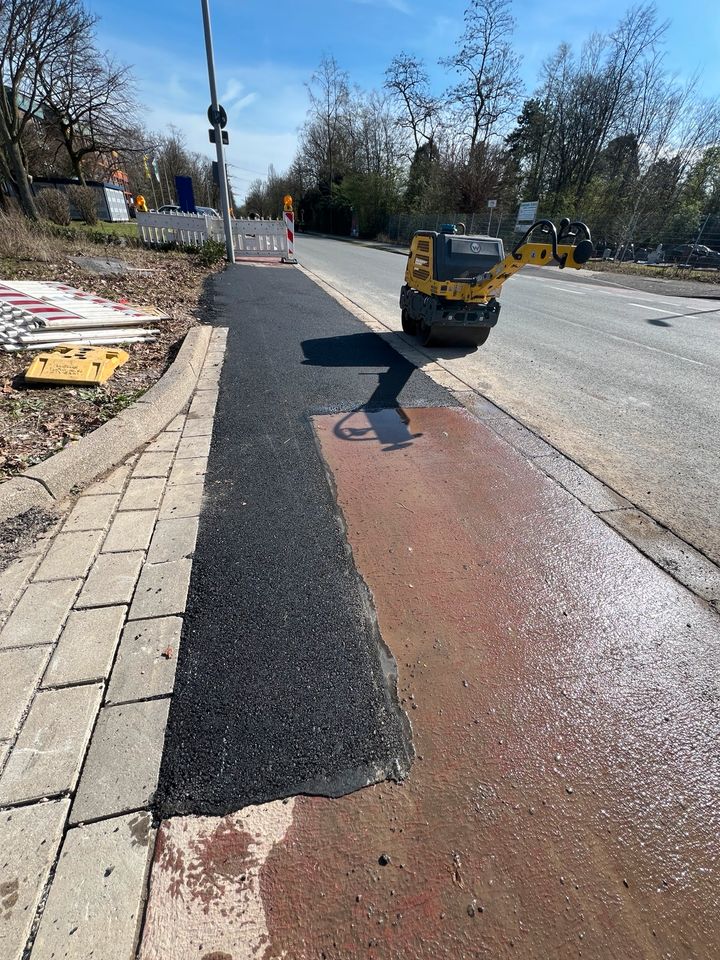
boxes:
[0,326,227,960]
[2,260,718,960]
[141,265,717,960]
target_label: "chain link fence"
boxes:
[384,210,720,269]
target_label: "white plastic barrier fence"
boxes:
[136,211,289,259]
[136,210,211,247]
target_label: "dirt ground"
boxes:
[0,242,220,481]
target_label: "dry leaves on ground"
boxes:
[0,244,221,481]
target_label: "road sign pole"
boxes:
[200,0,235,263]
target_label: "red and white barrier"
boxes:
[282,209,297,263]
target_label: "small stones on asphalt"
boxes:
[378,853,391,866]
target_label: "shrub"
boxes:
[67,184,99,225]
[36,188,71,226]
[197,238,226,266]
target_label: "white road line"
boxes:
[628,303,674,313]
[550,314,708,367]
[547,285,585,294]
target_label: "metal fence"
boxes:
[384,210,720,268]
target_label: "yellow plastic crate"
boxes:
[25,346,130,385]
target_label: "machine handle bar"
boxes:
[512,219,566,267]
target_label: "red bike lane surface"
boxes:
[143,406,720,960]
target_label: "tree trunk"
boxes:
[3,135,38,219]
[71,153,86,185]
[0,108,38,219]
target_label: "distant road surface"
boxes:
[297,234,720,565]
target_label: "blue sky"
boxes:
[92,0,720,199]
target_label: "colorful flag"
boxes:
[152,158,160,181]
[143,156,151,179]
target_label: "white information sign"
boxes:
[515,200,539,232]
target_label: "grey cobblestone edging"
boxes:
[0,325,213,525]
[299,263,720,615]
[0,327,228,960]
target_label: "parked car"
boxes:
[664,243,720,266]
[154,203,220,217]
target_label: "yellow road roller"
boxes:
[400,218,593,347]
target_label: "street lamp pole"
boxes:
[201,0,235,263]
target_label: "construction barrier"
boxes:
[136,211,289,259]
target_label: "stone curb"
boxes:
[0,326,212,524]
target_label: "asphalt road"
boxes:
[297,235,720,565]
[155,264,450,818]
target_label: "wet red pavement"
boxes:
[142,406,720,960]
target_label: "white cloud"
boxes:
[98,33,310,199]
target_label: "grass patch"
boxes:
[591,259,720,285]
[71,220,138,238]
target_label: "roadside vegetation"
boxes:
[0,211,221,481]
[0,0,230,222]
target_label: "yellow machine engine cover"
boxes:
[25,345,130,386]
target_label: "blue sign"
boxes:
[175,176,196,214]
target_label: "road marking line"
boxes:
[628,303,674,313]
[551,315,707,366]
[547,285,585,294]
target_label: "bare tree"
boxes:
[301,55,351,186]
[38,37,139,184]
[0,0,95,217]
[441,0,522,155]
[384,53,438,155]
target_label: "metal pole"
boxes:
[201,0,235,262]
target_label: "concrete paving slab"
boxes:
[102,510,157,553]
[0,799,70,960]
[62,494,119,532]
[30,812,154,960]
[120,477,166,512]
[487,416,557,458]
[0,738,8,768]
[43,606,126,687]
[145,432,180,453]
[33,529,104,582]
[180,418,213,438]
[76,552,144,608]
[167,456,207,486]
[129,559,192,620]
[133,451,174,478]
[146,517,199,564]
[603,509,720,603]
[534,453,631,513]
[139,802,293,960]
[187,398,216,419]
[0,684,102,804]
[166,414,185,432]
[0,579,81,649]
[0,646,50,739]
[71,699,170,822]
[158,482,204,520]
[175,435,211,459]
[106,617,181,706]
[0,555,40,614]
[86,461,133,496]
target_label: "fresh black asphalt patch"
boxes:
[155,263,454,817]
